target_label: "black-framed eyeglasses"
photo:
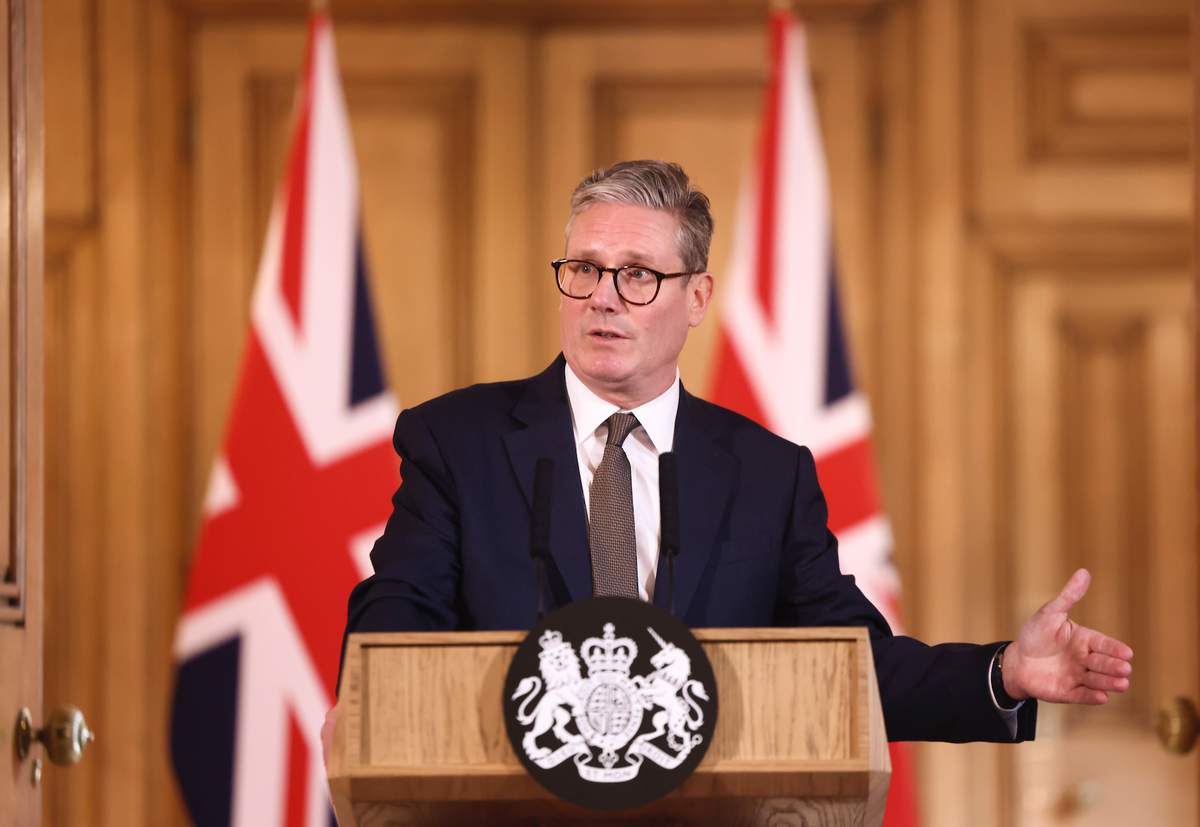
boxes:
[552,259,697,306]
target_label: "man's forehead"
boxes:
[565,203,681,266]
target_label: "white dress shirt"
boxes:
[564,362,679,602]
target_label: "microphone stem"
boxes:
[534,556,545,621]
[668,554,676,617]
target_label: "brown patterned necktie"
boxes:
[589,413,640,598]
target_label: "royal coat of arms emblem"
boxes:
[509,621,711,783]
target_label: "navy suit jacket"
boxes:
[344,356,1036,743]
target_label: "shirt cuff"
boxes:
[988,643,1025,740]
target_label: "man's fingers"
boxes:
[1087,632,1134,661]
[1043,568,1091,616]
[1086,652,1132,677]
[1067,687,1109,705]
[321,705,338,767]
[1082,671,1130,693]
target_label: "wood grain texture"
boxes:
[964,212,1196,825]
[1003,258,1197,825]
[0,0,44,823]
[1026,21,1190,162]
[911,0,976,821]
[351,795,869,827]
[972,0,1191,221]
[0,0,13,622]
[170,0,896,25]
[330,628,888,827]
[41,0,191,823]
[1195,0,1200,802]
[924,0,1197,823]
[1190,0,1200,801]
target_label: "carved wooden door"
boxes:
[969,1,1197,823]
[1,0,46,823]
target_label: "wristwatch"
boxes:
[991,643,1021,710]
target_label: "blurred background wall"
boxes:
[38,0,1196,825]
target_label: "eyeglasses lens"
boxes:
[558,261,658,304]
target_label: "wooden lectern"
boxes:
[328,627,891,827]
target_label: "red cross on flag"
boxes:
[170,11,399,827]
[708,8,921,825]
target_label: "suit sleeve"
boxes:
[772,446,1037,743]
[338,407,464,689]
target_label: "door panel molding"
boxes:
[968,219,1197,826]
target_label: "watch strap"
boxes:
[991,642,1021,710]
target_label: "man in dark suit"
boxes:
[329,160,1132,751]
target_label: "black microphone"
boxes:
[530,458,554,620]
[658,452,680,616]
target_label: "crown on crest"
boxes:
[581,623,638,676]
[537,629,580,673]
[538,629,573,658]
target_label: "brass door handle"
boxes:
[14,706,94,766]
[1156,697,1198,755]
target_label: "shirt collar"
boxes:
[564,361,679,454]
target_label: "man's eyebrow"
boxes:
[568,249,665,266]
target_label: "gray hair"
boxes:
[566,160,714,273]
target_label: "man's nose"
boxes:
[588,269,624,310]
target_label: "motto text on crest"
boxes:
[510,622,710,783]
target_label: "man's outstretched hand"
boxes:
[1003,568,1133,704]
[322,705,337,766]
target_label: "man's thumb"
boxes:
[1045,568,1090,615]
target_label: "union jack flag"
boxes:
[170,12,399,827]
[708,8,920,825]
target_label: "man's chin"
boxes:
[568,353,634,387]
[578,363,632,387]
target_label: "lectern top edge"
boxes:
[348,625,872,648]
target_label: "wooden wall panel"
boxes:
[0,0,43,822]
[43,236,104,827]
[946,224,1200,827]
[1059,314,1151,723]
[0,0,14,615]
[42,0,92,223]
[870,5,917,666]
[171,0,894,24]
[43,0,191,824]
[1027,23,1190,162]
[972,0,1191,221]
[909,0,979,821]
[1003,254,1197,826]
[140,6,192,825]
[348,77,477,397]
[43,0,103,819]
[958,1,1195,824]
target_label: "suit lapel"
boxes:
[503,357,592,604]
[653,389,734,620]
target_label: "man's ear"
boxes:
[686,272,715,328]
